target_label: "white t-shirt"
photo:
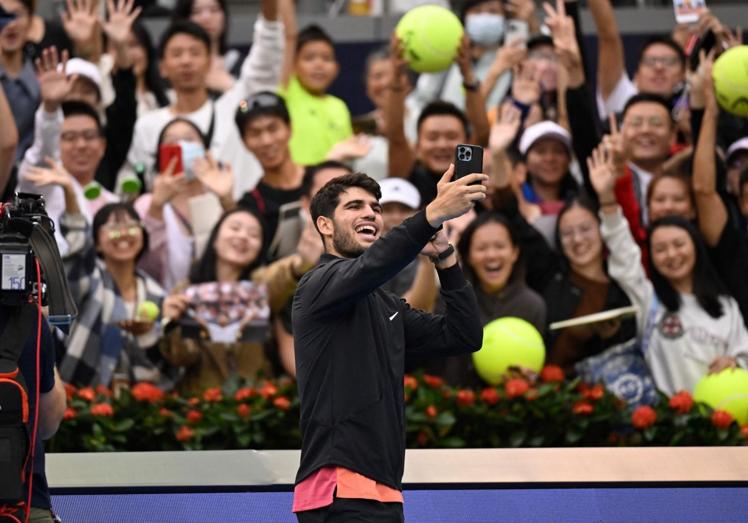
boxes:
[596,72,638,120]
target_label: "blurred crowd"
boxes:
[1,0,747,406]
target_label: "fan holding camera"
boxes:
[133,117,235,292]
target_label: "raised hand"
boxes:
[587,142,618,205]
[425,164,488,227]
[24,157,74,189]
[601,113,626,175]
[62,0,99,46]
[489,103,522,152]
[389,34,410,88]
[419,227,451,259]
[505,0,535,24]
[456,35,477,86]
[491,40,527,76]
[193,152,234,203]
[511,62,541,106]
[36,47,77,111]
[326,134,373,161]
[150,157,188,210]
[543,0,583,86]
[103,0,142,47]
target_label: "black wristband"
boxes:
[463,80,480,92]
[429,244,455,264]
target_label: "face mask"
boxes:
[465,13,505,47]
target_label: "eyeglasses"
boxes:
[640,56,681,68]
[528,50,558,63]
[103,224,142,240]
[559,222,597,243]
[623,116,669,130]
[238,93,285,113]
[61,130,102,143]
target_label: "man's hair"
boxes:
[621,92,673,123]
[172,0,229,54]
[417,101,470,138]
[159,20,211,59]
[61,101,103,135]
[310,173,381,233]
[301,160,353,198]
[637,36,686,71]
[296,24,335,55]
[235,91,291,137]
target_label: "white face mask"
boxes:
[465,13,505,47]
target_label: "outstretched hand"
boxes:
[36,47,77,111]
[587,141,619,205]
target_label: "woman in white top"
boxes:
[589,145,748,396]
[125,21,170,118]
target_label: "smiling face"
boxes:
[622,101,673,169]
[213,211,263,270]
[317,187,383,258]
[634,43,684,98]
[366,57,393,111]
[126,32,149,79]
[558,205,604,272]
[241,115,291,170]
[648,176,694,222]
[60,114,105,184]
[468,221,519,293]
[295,40,339,95]
[525,138,570,189]
[417,115,466,173]
[97,212,144,264]
[189,0,225,44]
[650,225,695,291]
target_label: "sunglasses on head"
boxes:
[239,93,284,113]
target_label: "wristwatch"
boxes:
[463,79,480,92]
[429,244,455,264]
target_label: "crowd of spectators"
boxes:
[2,0,748,409]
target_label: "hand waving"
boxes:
[62,0,99,46]
[489,104,522,152]
[35,47,77,111]
[587,142,619,204]
[103,0,142,47]
[193,152,234,202]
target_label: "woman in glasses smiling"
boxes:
[56,197,176,390]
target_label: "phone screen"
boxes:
[673,0,707,25]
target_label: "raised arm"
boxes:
[586,0,626,103]
[0,85,17,194]
[456,36,489,146]
[691,56,727,247]
[386,35,416,178]
[279,0,296,89]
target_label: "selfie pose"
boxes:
[292,169,484,521]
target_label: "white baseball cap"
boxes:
[726,137,748,165]
[379,178,421,209]
[518,121,572,156]
[61,58,102,90]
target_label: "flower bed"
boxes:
[48,367,748,452]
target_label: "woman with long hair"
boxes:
[160,207,320,393]
[591,145,748,395]
[124,21,170,117]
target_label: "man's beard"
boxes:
[332,225,366,258]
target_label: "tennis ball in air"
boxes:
[472,317,545,385]
[395,5,463,73]
[694,367,748,424]
[137,300,160,322]
[713,45,748,117]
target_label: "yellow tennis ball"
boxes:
[472,317,545,385]
[694,368,748,424]
[712,45,748,117]
[395,5,463,73]
[137,300,160,322]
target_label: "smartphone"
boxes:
[454,144,484,183]
[505,19,529,48]
[673,0,707,25]
[0,5,17,30]
[159,143,183,176]
[687,29,716,72]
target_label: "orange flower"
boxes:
[159,408,173,417]
[668,391,694,414]
[63,407,76,420]
[712,410,734,429]
[175,426,195,442]
[202,387,223,402]
[572,401,594,416]
[456,389,475,407]
[631,405,657,429]
[188,397,200,406]
[525,388,539,401]
[540,365,564,383]
[480,387,500,405]
[77,387,96,401]
[260,382,278,399]
[234,387,256,401]
[90,403,114,416]
[416,430,429,446]
[131,382,165,403]
[95,384,112,397]
[423,374,444,389]
[504,378,529,398]
[403,375,418,390]
[582,384,605,401]
[425,405,438,419]
[186,410,203,424]
[273,396,291,411]
[237,404,251,418]
[441,389,452,400]
[64,383,76,401]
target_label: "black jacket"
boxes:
[292,211,483,489]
